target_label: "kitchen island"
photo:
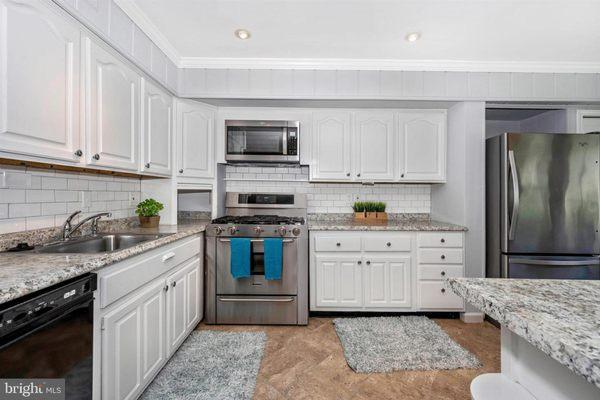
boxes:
[448,278,600,400]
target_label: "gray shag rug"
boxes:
[333,316,481,373]
[141,330,266,400]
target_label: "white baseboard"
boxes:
[460,312,485,323]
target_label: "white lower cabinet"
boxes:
[310,231,464,312]
[97,235,203,400]
[363,255,412,308]
[314,254,362,308]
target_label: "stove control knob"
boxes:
[292,227,301,236]
[254,226,264,235]
[278,226,288,236]
[228,226,238,235]
[213,226,223,235]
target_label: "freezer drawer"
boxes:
[504,255,600,279]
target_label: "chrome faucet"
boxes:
[61,211,112,240]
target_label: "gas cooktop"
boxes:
[211,215,305,225]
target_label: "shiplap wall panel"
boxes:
[249,69,272,95]
[166,59,178,92]
[132,26,152,71]
[108,2,134,54]
[150,43,167,83]
[179,69,600,101]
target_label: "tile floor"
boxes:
[199,317,500,400]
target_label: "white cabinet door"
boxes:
[185,257,202,331]
[166,262,188,356]
[314,254,362,308]
[363,255,412,308]
[102,280,166,400]
[0,0,82,163]
[141,78,172,176]
[176,99,214,179]
[397,111,446,182]
[311,111,352,181]
[85,37,139,171]
[354,112,395,181]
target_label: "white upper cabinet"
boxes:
[0,0,82,163]
[311,111,352,181]
[85,37,140,171]
[175,99,214,180]
[141,78,172,176]
[354,111,395,181]
[397,111,446,182]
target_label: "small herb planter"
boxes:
[138,215,160,228]
[352,201,387,222]
[136,198,164,228]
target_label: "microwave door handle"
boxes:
[508,150,520,241]
[282,128,288,155]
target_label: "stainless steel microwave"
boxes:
[225,120,300,163]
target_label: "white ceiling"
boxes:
[119,0,600,72]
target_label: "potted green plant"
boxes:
[136,198,164,228]
[352,201,387,222]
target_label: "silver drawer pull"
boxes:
[162,252,176,262]
[441,271,446,276]
[218,297,295,303]
[441,288,446,293]
[218,238,294,243]
[441,255,446,260]
[440,238,445,243]
[386,242,391,247]
[336,242,341,247]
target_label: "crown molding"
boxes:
[113,0,181,65]
[179,57,600,73]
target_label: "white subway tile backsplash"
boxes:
[225,165,431,213]
[0,167,141,233]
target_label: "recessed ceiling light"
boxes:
[405,32,421,42]
[235,29,251,40]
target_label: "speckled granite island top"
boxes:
[308,219,467,231]
[0,220,208,306]
[448,278,600,389]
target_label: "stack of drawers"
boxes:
[417,232,465,310]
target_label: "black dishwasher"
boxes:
[0,274,96,399]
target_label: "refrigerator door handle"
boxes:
[510,257,600,266]
[508,150,520,241]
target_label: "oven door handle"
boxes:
[218,297,295,303]
[218,238,295,243]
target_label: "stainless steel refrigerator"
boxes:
[486,132,600,279]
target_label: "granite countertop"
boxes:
[0,219,209,306]
[448,278,600,389]
[308,218,467,231]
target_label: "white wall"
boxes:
[431,102,486,285]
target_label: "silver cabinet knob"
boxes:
[440,238,446,243]
[74,149,83,157]
[336,242,341,247]
[366,260,371,265]
[386,242,391,247]
[357,261,362,265]
[441,288,446,293]
[346,172,350,177]
[401,173,405,178]
[93,153,100,160]
[179,169,184,173]
[357,173,361,177]
[164,285,169,292]
[172,281,177,287]
[145,163,150,168]
[441,254,446,260]
[441,271,446,276]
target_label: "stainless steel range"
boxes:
[205,192,308,325]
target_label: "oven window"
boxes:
[250,243,265,275]
[227,127,284,155]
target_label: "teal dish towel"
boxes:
[230,238,251,279]
[264,238,283,280]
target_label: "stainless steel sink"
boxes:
[32,233,166,254]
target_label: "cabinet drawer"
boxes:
[419,265,463,280]
[314,236,361,252]
[419,282,464,310]
[99,236,201,308]
[419,248,463,264]
[418,232,463,248]
[362,234,411,252]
